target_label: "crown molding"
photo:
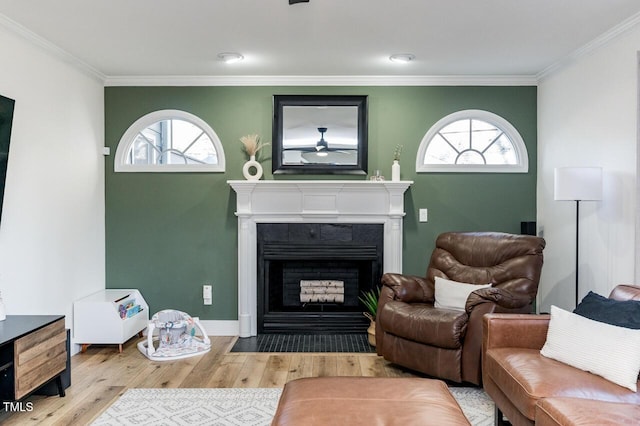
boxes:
[104,74,537,87]
[537,11,640,81]
[0,13,106,83]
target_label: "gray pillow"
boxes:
[573,291,640,329]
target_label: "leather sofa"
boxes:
[376,231,545,385]
[483,284,640,426]
[535,398,640,426]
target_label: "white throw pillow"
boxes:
[541,305,640,392]
[433,276,492,311]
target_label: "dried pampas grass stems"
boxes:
[240,134,269,157]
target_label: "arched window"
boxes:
[416,110,528,173]
[114,110,225,172]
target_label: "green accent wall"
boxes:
[105,86,537,320]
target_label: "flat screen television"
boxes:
[0,95,15,225]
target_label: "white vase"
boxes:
[391,160,400,181]
[242,155,263,180]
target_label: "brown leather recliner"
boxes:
[376,231,545,385]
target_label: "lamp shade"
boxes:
[554,167,603,201]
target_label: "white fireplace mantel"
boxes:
[228,180,413,337]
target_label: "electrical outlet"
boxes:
[203,284,212,305]
[419,208,428,222]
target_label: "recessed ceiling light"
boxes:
[389,53,415,64]
[217,52,244,64]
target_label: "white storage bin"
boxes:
[73,289,149,352]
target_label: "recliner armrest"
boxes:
[483,313,550,351]
[380,273,433,303]
[466,286,531,312]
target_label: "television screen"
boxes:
[0,95,15,224]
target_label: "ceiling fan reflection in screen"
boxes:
[285,127,357,165]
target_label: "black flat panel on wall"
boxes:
[0,95,15,226]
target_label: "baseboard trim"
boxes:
[199,320,240,336]
[69,320,240,357]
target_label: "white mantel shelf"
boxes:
[228,179,413,337]
[228,180,413,219]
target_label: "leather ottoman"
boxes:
[271,377,471,426]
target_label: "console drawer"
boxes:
[14,319,66,399]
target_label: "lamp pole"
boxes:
[575,200,580,307]
[554,167,602,309]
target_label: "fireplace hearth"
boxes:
[258,223,383,333]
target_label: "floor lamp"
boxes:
[554,167,603,307]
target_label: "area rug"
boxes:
[91,388,281,426]
[92,386,494,426]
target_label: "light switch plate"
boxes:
[419,208,428,222]
[203,284,212,305]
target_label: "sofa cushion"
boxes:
[541,305,640,391]
[433,277,491,311]
[574,291,640,329]
[536,397,640,426]
[379,301,467,348]
[484,348,640,420]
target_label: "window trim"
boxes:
[114,109,226,173]
[415,109,529,173]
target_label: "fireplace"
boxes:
[228,180,412,337]
[258,223,383,333]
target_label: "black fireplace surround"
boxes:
[257,223,383,333]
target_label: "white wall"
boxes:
[0,25,105,330]
[537,25,640,312]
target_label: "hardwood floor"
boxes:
[2,336,420,425]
